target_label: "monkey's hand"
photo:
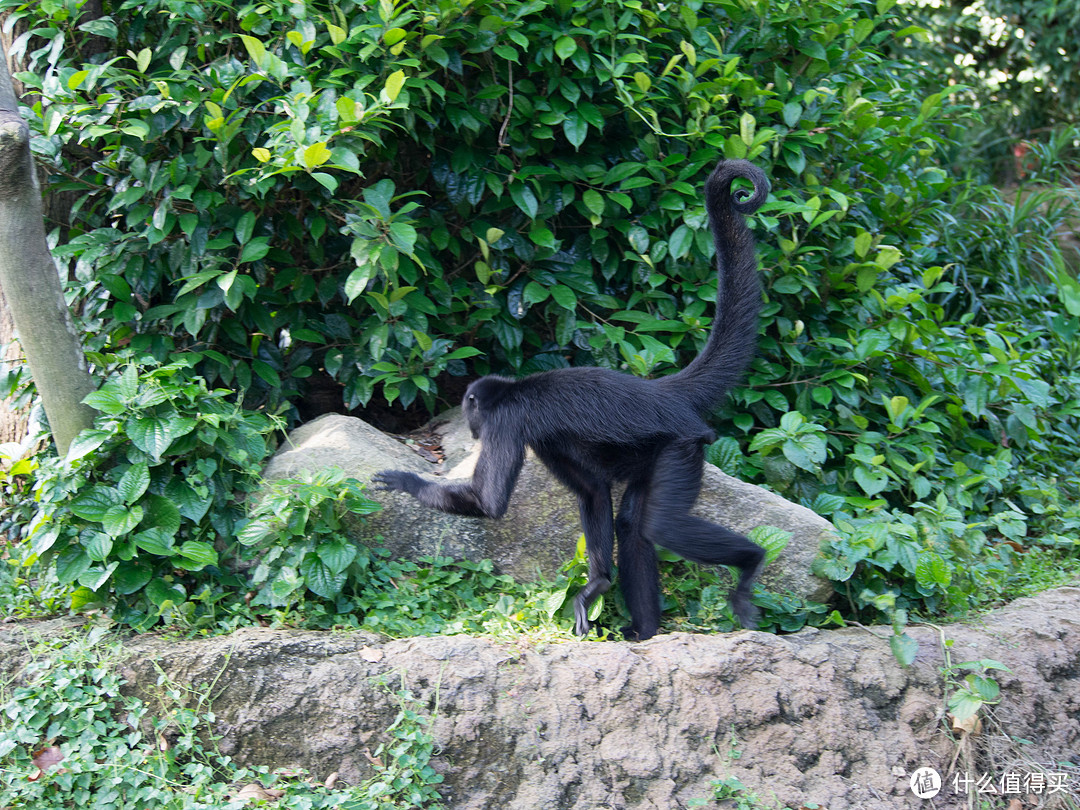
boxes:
[372,470,424,497]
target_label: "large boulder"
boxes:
[263,411,834,601]
[3,588,1078,809]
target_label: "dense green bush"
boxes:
[18,355,282,629]
[7,0,958,411]
[4,0,1079,628]
[899,0,1080,157]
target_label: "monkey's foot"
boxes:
[729,589,760,629]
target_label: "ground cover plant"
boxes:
[0,629,445,809]
[0,0,1077,642]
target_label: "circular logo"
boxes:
[910,767,942,799]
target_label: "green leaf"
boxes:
[563,112,587,149]
[705,436,741,475]
[509,183,538,219]
[748,525,791,565]
[82,387,127,415]
[111,562,152,595]
[550,285,577,309]
[388,221,418,253]
[55,546,92,584]
[237,518,277,547]
[164,478,212,523]
[79,17,118,38]
[383,69,406,103]
[554,35,577,60]
[345,265,375,303]
[890,632,918,667]
[71,487,123,522]
[78,562,118,592]
[102,504,144,537]
[269,566,303,605]
[853,230,872,259]
[627,225,649,253]
[446,346,483,360]
[782,101,801,127]
[175,269,223,298]
[146,578,185,608]
[915,552,950,588]
[239,238,271,264]
[544,586,570,617]
[134,527,176,556]
[301,553,348,598]
[118,462,150,504]
[522,281,549,305]
[317,539,358,575]
[253,360,282,387]
[739,111,756,146]
[65,429,112,463]
[235,211,256,245]
[969,673,1000,702]
[669,225,693,259]
[582,189,605,217]
[853,466,888,497]
[301,142,332,169]
[312,172,338,193]
[142,495,182,536]
[126,413,196,460]
[83,532,114,563]
[177,540,218,570]
[238,34,267,68]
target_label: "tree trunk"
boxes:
[0,12,31,448]
[0,42,96,455]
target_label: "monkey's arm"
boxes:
[373,434,525,519]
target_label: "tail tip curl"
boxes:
[706,159,770,215]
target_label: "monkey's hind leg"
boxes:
[614,480,662,641]
[644,440,765,629]
[570,487,615,636]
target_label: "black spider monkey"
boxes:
[374,159,769,641]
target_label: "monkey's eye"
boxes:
[467,394,476,402]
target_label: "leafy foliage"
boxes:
[900,0,1080,152]
[0,630,444,809]
[16,355,283,630]
[3,0,1079,635]
[0,0,973,413]
[238,469,382,607]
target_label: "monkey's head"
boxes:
[463,375,514,439]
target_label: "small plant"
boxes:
[938,634,1010,730]
[687,775,785,810]
[361,679,446,809]
[237,468,382,608]
[15,354,283,630]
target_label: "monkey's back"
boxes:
[507,367,711,448]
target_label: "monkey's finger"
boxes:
[573,604,591,637]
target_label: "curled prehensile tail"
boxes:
[660,159,769,414]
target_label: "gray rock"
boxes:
[264,411,833,601]
[4,588,1079,809]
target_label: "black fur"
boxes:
[374,159,769,640]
